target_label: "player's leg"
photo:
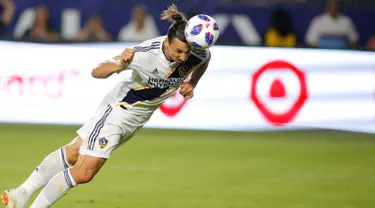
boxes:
[3,104,108,206]
[29,104,127,207]
[29,154,106,208]
[1,137,82,208]
[20,137,82,193]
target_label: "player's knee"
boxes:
[70,155,105,184]
[66,150,79,166]
[70,166,98,184]
[65,137,83,165]
[76,170,96,184]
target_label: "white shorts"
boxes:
[77,104,144,159]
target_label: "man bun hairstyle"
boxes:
[171,13,183,22]
[161,4,188,44]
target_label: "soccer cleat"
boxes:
[1,191,8,206]
[1,189,28,208]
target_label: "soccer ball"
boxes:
[185,14,220,49]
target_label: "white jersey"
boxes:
[100,36,209,124]
[77,36,210,158]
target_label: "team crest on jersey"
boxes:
[99,138,108,149]
[178,65,189,77]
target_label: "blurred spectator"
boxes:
[367,35,375,51]
[75,14,111,42]
[0,0,15,37]
[21,5,60,41]
[118,4,159,42]
[264,8,297,47]
[305,0,358,49]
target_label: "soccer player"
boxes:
[2,5,212,208]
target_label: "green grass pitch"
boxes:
[0,123,374,208]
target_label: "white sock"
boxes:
[30,168,77,208]
[19,147,72,198]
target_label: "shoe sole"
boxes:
[1,191,9,206]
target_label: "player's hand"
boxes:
[118,48,136,68]
[121,48,136,63]
[179,82,194,100]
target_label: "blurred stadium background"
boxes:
[1,0,375,207]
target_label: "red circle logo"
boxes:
[159,91,187,117]
[250,60,308,126]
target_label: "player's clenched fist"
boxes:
[179,82,194,100]
[119,48,136,65]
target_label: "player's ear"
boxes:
[165,37,170,46]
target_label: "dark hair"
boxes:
[167,13,187,44]
[271,8,295,36]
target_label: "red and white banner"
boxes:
[0,41,374,133]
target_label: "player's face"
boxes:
[166,38,191,63]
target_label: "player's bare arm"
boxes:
[179,52,211,99]
[91,48,136,79]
